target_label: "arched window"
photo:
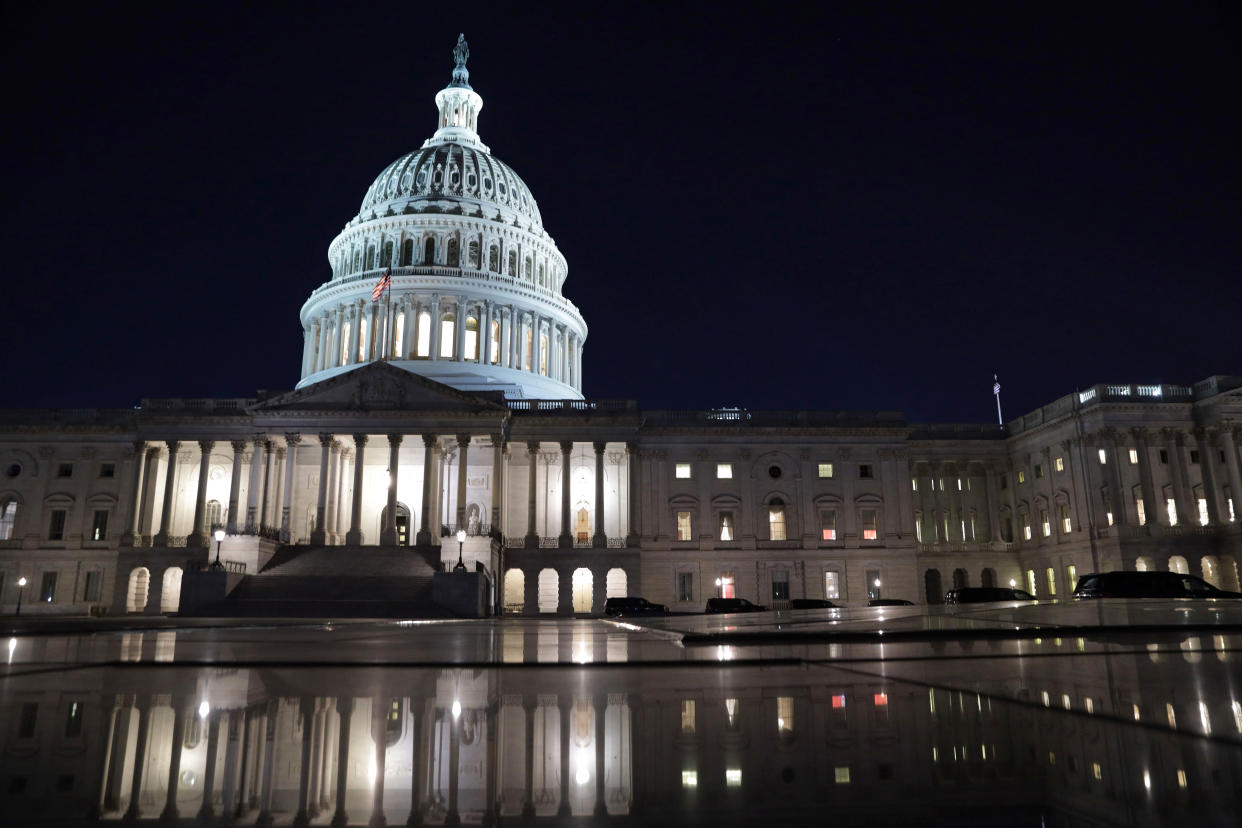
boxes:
[508,250,517,276]
[503,569,525,614]
[768,498,787,541]
[447,237,460,267]
[488,245,499,272]
[464,316,479,360]
[366,245,376,270]
[538,262,546,286]
[489,320,500,364]
[401,239,414,266]
[0,499,16,540]
[352,249,361,273]
[161,567,183,613]
[524,257,532,280]
[468,239,480,268]
[539,333,548,376]
[381,241,393,267]
[424,237,435,265]
[416,311,431,357]
[440,314,456,359]
[127,567,150,612]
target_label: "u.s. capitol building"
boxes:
[2,37,1240,618]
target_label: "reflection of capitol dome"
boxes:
[297,34,586,399]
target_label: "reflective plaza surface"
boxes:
[2,601,1241,826]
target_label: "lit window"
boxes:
[1026,570,1037,595]
[1061,694,1071,710]
[91,510,108,542]
[1041,691,1051,707]
[676,511,692,541]
[717,574,736,599]
[1067,565,1078,591]
[861,509,878,541]
[681,700,695,735]
[1084,696,1094,714]
[1167,498,1178,526]
[1106,511,1114,526]
[1046,568,1056,596]
[681,770,697,788]
[820,509,837,541]
[824,571,840,600]
[1055,457,1064,472]
[1166,703,1176,728]
[831,694,846,709]
[675,463,691,479]
[834,766,850,784]
[1098,449,1107,464]
[415,312,431,357]
[911,478,918,491]
[464,316,479,360]
[1060,505,1072,534]
[489,320,500,363]
[718,511,734,541]
[1040,509,1051,537]
[725,768,742,787]
[1017,470,1026,484]
[716,463,732,479]
[1228,498,1236,523]
[1049,752,1056,766]
[768,500,787,541]
[1133,704,1141,721]
[439,316,456,358]
[1177,769,1187,789]
[1197,498,1209,526]
[818,463,834,478]
[1135,495,1147,525]
[1022,515,1032,541]
[1129,448,1139,464]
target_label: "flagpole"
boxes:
[993,374,1004,426]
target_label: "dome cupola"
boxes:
[297,35,587,400]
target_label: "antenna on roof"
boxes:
[993,374,1004,426]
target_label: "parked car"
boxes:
[705,597,768,613]
[867,598,914,607]
[788,598,838,609]
[944,587,1037,604]
[603,596,669,617]
[1072,571,1242,600]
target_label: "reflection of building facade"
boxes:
[1,38,1241,618]
[2,629,1239,824]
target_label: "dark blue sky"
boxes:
[3,1,1238,422]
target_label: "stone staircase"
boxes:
[192,545,452,618]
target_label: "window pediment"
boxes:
[44,492,75,507]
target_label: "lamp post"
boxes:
[210,529,225,570]
[454,528,467,572]
[15,576,27,616]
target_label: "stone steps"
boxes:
[259,545,441,578]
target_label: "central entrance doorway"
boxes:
[380,502,412,546]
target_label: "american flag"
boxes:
[372,267,391,301]
[993,376,1001,396]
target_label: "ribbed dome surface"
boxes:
[359,143,542,228]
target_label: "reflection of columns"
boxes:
[123,697,151,821]
[525,442,539,548]
[282,435,300,542]
[593,442,606,547]
[418,435,436,546]
[348,435,367,545]
[312,434,332,544]
[455,435,470,531]
[559,441,573,548]
[197,710,222,819]
[293,698,315,828]
[122,441,147,545]
[221,711,241,817]
[482,705,498,827]
[406,698,424,827]
[594,695,607,817]
[99,700,124,813]
[381,434,402,545]
[256,702,279,827]
[521,698,536,818]
[153,441,179,546]
[369,699,388,828]
[557,697,572,817]
[331,697,354,827]
[226,440,246,534]
[235,709,255,818]
[626,443,640,547]
[445,705,460,826]
[188,440,214,547]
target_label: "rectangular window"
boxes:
[818,463,834,478]
[820,509,837,541]
[64,702,83,739]
[858,464,873,479]
[777,696,794,734]
[676,511,692,541]
[48,510,66,541]
[715,463,732,479]
[1022,515,1032,541]
[717,572,736,599]
[1060,504,1071,534]
[1040,509,1051,537]
[1098,449,1107,465]
[1159,449,1169,464]
[771,570,789,601]
[1034,464,1044,479]
[1055,457,1064,472]
[1190,450,1200,464]
[680,700,695,735]
[675,463,691,479]
[866,568,881,600]
[1066,564,1078,592]
[40,572,57,603]
[768,505,786,540]
[1017,470,1026,484]
[440,319,456,358]
[99,463,115,478]
[1136,495,1147,526]
[91,510,108,541]
[824,570,840,600]
[677,572,694,602]
[1167,498,1178,526]
[1129,448,1139,464]
[725,768,742,787]
[861,509,878,541]
[1106,510,1114,526]
[1045,567,1057,596]
[1198,498,1209,526]
[56,463,73,478]
[911,478,918,491]
[681,771,697,788]
[1026,569,1037,595]
[19,703,37,738]
[834,766,850,784]
[718,511,734,541]
[83,571,102,602]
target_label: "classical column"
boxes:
[558,441,573,547]
[325,442,342,542]
[1165,428,1194,525]
[293,698,315,828]
[455,435,470,532]
[508,309,519,370]
[153,441,179,546]
[347,435,367,545]
[532,315,543,376]
[454,296,468,362]
[311,434,333,544]
[491,437,506,534]
[224,440,245,535]
[401,297,415,359]
[1195,428,1223,525]
[160,699,189,821]
[245,436,265,533]
[1221,426,1242,522]
[444,704,460,827]
[626,442,641,547]
[525,442,539,548]
[418,435,436,546]
[556,697,572,816]
[381,434,402,545]
[369,699,388,828]
[261,443,279,533]
[348,305,362,365]
[187,440,215,547]
[593,441,607,547]
[122,441,147,545]
[1101,431,1127,526]
[481,302,492,364]
[429,295,442,360]
[406,698,425,827]
[122,696,151,821]
[197,710,222,819]
[136,447,161,540]
[282,435,300,542]
[301,325,315,378]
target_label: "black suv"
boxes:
[788,598,837,609]
[602,597,669,617]
[1073,571,1242,600]
[944,587,1037,604]
[705,597,767,613]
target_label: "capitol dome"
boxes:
[296,35,586,400]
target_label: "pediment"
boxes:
[253,363,510,414]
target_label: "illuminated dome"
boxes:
[297,34,586,399]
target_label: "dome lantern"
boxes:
[429,34,487,153]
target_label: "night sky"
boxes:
[4,2,1239,423]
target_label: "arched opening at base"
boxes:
[503,568,525,614]
[379,502,412,546]
[537,568,558,614]
[1168,555,1190,575]
[160,567,183,614]
[572,568,593,613]
[952,568,969,589]
[605,568,627,599]
[980,568,997,588]
[126,567,150,613]
[924,569,943,604]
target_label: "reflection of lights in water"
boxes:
[451,700,462,719]
[368,757,377,786]
[7,638,15,662]
[716,645,734,661]
[573,634,591,664]
[1143,770,1151,790]
[575,747,592,785]
[181,770,197,787]
[198,701,210,719]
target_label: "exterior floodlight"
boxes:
[16,577,27,616]
[1010,578,1017,588]
[454,529,467,572]
[198,701,210,719]
[874,578,882,588]
[451,699,462,719]
[210,529,226,570]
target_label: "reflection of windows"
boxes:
[824,570,840,599]
[677,572,694,602]
[1198,498,1209,526]
[1066,565,1078,592]
[1026,569,1037,595]
[718,511,734,541]
[40,572,57,603]
[861,509,878,541]
[676,511,692,541]
[1135,494,1147,526]
[1022,514,1032,540]
[820,509,837,541]
[680,700,695,735]
[64,701,83,738]
[1055,456,1064,472]
[1167,498,1178,526]
[772,570,789,601]
[768,499,786,540]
